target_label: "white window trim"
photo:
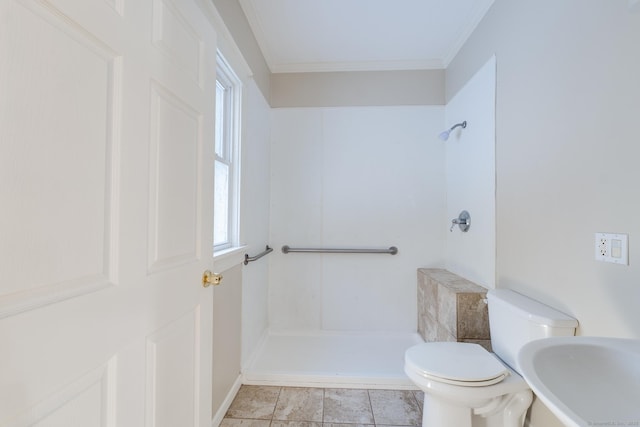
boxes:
[213,51,242,254]
[214,245,247,272]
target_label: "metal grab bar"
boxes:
[244,245,273,265]
[281,245,398,255]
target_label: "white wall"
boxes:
[448,0,640,339]
[212,264,242,413]
[269,106,446,332]
[445,56,496,288]
[447,2,640,426]
[240,78,271,365]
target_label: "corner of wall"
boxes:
[209,0,271,102]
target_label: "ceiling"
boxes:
[239,0,495,73]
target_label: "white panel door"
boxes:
[0,0,217,426]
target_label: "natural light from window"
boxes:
[213,53,240,252]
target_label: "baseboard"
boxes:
[242,373,417,390]
[211,375,242,427]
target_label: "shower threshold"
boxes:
[242,331,423,389]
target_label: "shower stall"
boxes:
[241,56,496,388]
[242,105,447,388]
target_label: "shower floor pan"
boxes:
[243,331,423,389]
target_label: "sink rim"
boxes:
[517,336,640,427]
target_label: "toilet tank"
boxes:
[488,289,578,373]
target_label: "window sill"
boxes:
[213,245,247,273]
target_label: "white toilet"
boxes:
[404,289,578,427]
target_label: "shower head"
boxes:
[438,121,467,141]
[438,130,451,141]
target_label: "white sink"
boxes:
[517,337,640,427]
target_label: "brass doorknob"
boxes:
[202,270,222,287]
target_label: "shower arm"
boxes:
[449,121,467,132]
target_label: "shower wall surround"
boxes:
[417,268,491,350]
[269,106,446,332]
[445,56,496,288]
[240,80,272,366]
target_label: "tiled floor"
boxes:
[222,386,424,427]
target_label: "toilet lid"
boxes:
[405,342,509,386]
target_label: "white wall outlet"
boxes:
[595,233,629,265]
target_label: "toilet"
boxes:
[404,289,578,427]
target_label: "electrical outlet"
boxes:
[595,233,629,265]
[598,235,609,257]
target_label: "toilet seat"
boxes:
[405,342,510,387]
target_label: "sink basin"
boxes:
[518,337,640,427]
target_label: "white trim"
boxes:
[269,58,444,74]
[210,375,242,427]
[193,0,252,79]
[238,0,276,72]
[242,374,417,390]
[213,245,247,272]
[214,52,243,252]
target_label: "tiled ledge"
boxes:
[417,268,491,350]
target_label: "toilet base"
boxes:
[421,389,533,427]
[423,394,472,427]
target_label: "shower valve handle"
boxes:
[450,211,471,232]
[450,218,467,231]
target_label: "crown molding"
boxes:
[270,59,444,74]
[195,0,252,79]
[238,0,278,71]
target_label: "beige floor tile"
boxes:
[225,385,281,420]
[220,419,272,427]
[323,389,374,424]
[368,390,421,426]
[323,424,375,427]
[272,422,323,427]
[376,425,421,427]
[274,387,324,422]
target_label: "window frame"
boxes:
[213,51,242,253]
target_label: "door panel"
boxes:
[146,308,201,427]
[4,359,117,427]
[0,0,216,425]
[148,82,202,273]
[0,0,119,317]
[152,0,205,88]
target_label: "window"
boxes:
[214,53,241,252]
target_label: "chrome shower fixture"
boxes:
[438,121,467,141]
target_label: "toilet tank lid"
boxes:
[488,289,578,328]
